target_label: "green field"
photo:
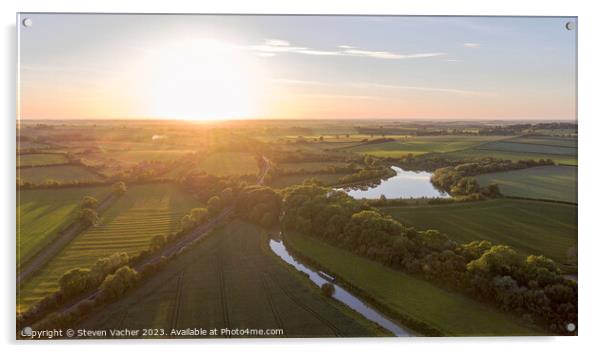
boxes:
[286,233,543,336]
[78,221,381,337]
[269,173,347,189]
[17,153,67,167]
[106,149,193,164]
[509,136,577,148]
[475,165,577,203]
[278,161,348,171]
[197,152,259,176]
[18,141,51,150]
[168,152,260,178]
[443,149,577,165]
[17,186,111,265]
[442,136,578,165]
[381,199,577,270]
[476,141,576,156]
[347,136,507,158]
[18,183,199,311]
[17,165,104,184]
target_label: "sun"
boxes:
[140,38,264,121]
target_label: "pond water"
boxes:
[340,166,449,199]
[269,238,413,337]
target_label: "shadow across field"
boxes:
[78,220,379,338]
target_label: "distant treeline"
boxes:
[355,122,577,137]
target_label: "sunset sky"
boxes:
[18,14,577,121]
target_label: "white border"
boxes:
[2,1,601,352]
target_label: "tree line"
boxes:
[430,158,554,197]
[276,184,576,334]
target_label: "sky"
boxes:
[18,14,577,121]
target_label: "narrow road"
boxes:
[17,194,118,284]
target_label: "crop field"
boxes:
[508,136,577,148]
[347,136,508,158]
[443,149,578,165]
[381,199,577,271]
[88,149,194,165]
[18,141,51,150]
[475,165,577,203]
[17,186,111,265]
[269,173,347,189]
[78,220,381,337]
[168,151,260,178]
[278,161,349,171]
[17,165,104,184]
[286,233,543,336]
[441,135,578,165]
[17,183,199,311]
[17,153,68,167]
[195,152,259,176]
[475,141,576,156]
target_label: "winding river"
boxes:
[269,238,413,337]
[340,166,449,199]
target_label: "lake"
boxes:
[340,166,449,199]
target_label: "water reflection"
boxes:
[341,166,449,199]
[269,238,412,337]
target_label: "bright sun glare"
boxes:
[141,38,263,121]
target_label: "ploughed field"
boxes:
[381,199,577,272]
[17,186,112,265]
[286,233,544,336]
[475,165,577,203]
[78,220,381,337]
[17,183,199,312]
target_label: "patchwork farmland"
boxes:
[16,119,577,338]
[17,185,112,264]
[18,183,199,311]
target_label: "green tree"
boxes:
[99,266,139,300]
[78,208,99,226]
[81,196,98,210]
[59,268,92,297]
[190,207,209,224]
[467,245,522,277]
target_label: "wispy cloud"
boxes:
[272,78,495,98]
[251,39,445,60]
[463,42,481,48]
[350,82,495,97]
[293,93,383,100]
[271,78,332,86]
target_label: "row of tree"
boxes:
[430,158,553,196]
